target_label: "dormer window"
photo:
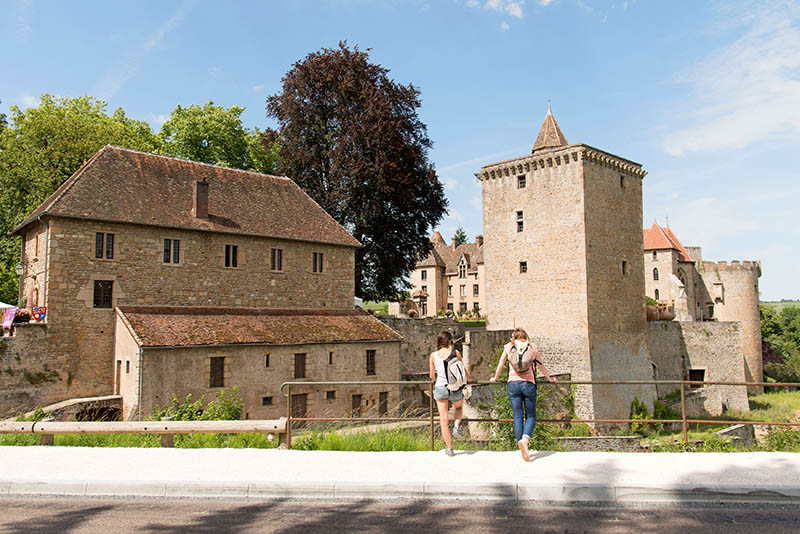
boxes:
[458,261,466,278]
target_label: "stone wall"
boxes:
[647,321,749,415]
[377,317,464,375]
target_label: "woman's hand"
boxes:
[547,376,556,383]
[489,377,497,382]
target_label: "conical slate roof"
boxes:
[532,104,568,152]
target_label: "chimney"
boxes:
[193,179,209,219]
[451,237,457,251]
[476,234,484,247]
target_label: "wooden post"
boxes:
[680,381,688,447]
[160,416,175,448]
[285,384,292,450]
[429,381,435,451]
[39,417,54,446]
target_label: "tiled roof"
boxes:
[116,306,402,348]
[416,234,483,272]
[532,106,568,152]
[643,222,693,262]
[13,146,361,247]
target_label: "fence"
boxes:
[280,379,800,450]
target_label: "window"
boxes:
[516,211,524,233]
[447,303,453,312]
[473,284,479,296]
[225,245,238,268]
[421,269,427,280]
[517,175,526,189]
[652,250,657,261]
[265,354,270,368]
[210,357,224,388]
[313,252,324,273]
[459,302,467,314]
[379,392,388,416]
[326,390,336,400]
[95,233,114,259]
[459,285,466,297]
[622,261,628,276]
[519,261,527,274]
[620,175,625,189]
[421,285,427,292]
[125,361,130,374]
[447,285,453,297]
[93,280,113,308]
[164,239,180,264]
[458,263,466,278]
[294,353,306,379]
[708,305,714,318]
[262,396,273,406]
[366,350,376,376]
[270,248,283,271]
[421,301,428,315]
[655,289,660,301]
[653,267,659,281]
[688,368,705,389]
[473,302,480,312]
[352,394,362,416]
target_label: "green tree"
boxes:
[158,101,277,174]
[266,42,448,300]
[453,227,468,247]
[0,94,160,304]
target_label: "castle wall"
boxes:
[647,321,749,414]
[699,260,763,391]
[582,158,656,419]
[377,316,463,375]
[130,340,401,421]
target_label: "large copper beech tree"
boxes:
[266,42,448,301]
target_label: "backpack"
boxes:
[508,343,538,374]
[442,350,467,391]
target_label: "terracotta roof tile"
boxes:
[532,106,568,152]
[14,146,361,247]
[116,306,402,348]
[643,222,693,262]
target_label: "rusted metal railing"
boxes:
[279,379,800,450]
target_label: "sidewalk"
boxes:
[1,446,799,504]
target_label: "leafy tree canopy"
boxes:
[453,227,468,247]
[159,101,277,174]
[266,42,448,300]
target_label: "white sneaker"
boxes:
[452,426,462,439]
[444,448,455,457]
[518,439,530,462]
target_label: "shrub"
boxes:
[150,387,243,421]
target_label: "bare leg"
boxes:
[452,400,463,431]
[436,399,452,450]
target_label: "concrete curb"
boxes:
[3,479,800,504]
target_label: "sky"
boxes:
[1,0,798,300]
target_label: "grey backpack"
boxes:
[508,344,538,374]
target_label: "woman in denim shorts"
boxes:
[429,330,470,456]
[490,328,556,461]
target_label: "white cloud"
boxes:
[443,176,460,191]
[501,21,510,30]
[539,0,555,6]
[252,85,265,93]
[466,0,481,6]
[16,0,33,40]
[147,112,169,127]
[95,0,196,100]
[576,0,593,13]
[475,0,526,19]
[662,1,800,156]
[20,94,37,108]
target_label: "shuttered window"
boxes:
[210,357,225,387]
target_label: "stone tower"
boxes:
[698,260,763,392]
[476,108,657,421]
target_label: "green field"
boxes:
[761,300,800,312]
[362,301,388,314]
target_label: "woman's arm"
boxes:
[533,347,556,382]
[429,353,436,382]
[490,345,510,382]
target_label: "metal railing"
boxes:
[280,379,800,450]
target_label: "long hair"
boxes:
[436,330,453,350]
[512,328,529,341]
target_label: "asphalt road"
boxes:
[2,497,800,533]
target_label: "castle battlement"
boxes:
[700,260,761,276]
[475,144,646,183]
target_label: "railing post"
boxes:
[286,383,292,450]
[680,380,688,446]
[160,416,175,448]
[429,380,434,451]
[39,417,54,446]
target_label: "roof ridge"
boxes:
[103,145,291,182]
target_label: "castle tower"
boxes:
[476,108,656,422]
[698,260,763,392]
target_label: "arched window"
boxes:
[653,268,659,281]
[655,289,660,301]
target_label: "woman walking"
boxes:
[429,330,470,456]
[490,328,555,461]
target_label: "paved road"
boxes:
[1,497,799,533]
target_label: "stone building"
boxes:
[643,221,762,391]
[408,232,485,317]
[474,107,656,421]
[3,146,401,419]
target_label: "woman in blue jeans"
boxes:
[491,328,555,461]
